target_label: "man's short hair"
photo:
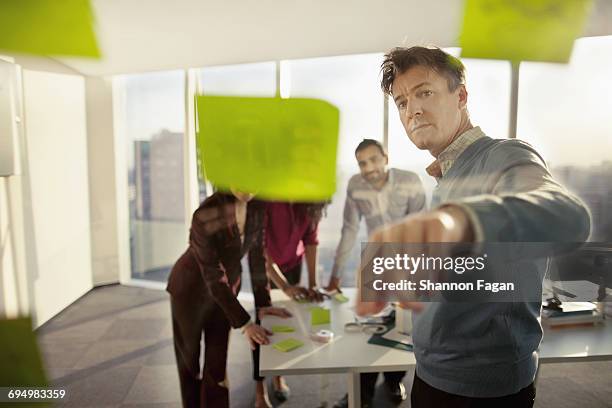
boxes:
[355,139,386,156]
[380,46,466,96]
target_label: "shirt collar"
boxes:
[426,126,485,179]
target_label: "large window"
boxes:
[195,62,277,293]
[120,70,186,282]
[282,53,384,286]
[518,36,612,241]
[118,53,513,288]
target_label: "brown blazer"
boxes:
[167,192,271,328]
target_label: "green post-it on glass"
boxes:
[273,338,304,352]
[196,95,339,201]
[0,0,100,57]
[310,307,331,326]
[271,325,295,333]
[0,317,48,388]
[333,293,349,303]
[459,0,593,63]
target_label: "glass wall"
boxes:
[120,70,186,282]
[117,39,610,288]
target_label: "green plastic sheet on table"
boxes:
[0,317,48,388]
[273,338,304,352]
[310,307,331,326]
[271,325,295,333]
[459,0,593,63]
[0,0,100,57]
[196,95,339,201]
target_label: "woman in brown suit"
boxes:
[167,190,290,408]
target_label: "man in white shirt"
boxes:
[327,139,426,407]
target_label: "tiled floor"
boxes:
[36,285,612,407]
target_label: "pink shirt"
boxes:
[265,202,319,272]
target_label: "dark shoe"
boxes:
[273,387,290,402]
[385,381,407,403]
[272,376,291,402]
[333,394,348,408]
[332,394,372,408]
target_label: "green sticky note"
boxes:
[0,317,48,388]
[333,293,349,303]
[271,325,295,333]
[273,338,304,352]
[459,0,593,63]
[0,0,100,57]
[196,96,339,201]
[310,307,331,326]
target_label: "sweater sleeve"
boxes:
[447,141,590,244]
[189,206,252,329]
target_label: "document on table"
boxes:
[381,327,413,346]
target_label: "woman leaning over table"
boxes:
[167,189,291,408]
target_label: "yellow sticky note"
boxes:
[273,338,304,352]
[271,325,295,333]
[0,317,48,387]
[310,307,331,326]
[0,0,100,57]
[196,96,339,201]
[460,0,593,63]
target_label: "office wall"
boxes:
[22,70,93,326]
[86,77,122,285]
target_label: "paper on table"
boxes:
[196,95,339,201]
[271,325,295,333]
[381,327,413,347]
[0,0,100,57]
[273,338,304,352]
[459,0,593,63]
[310,307,331,326]
[0,317,48,387]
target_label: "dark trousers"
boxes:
[361,371,406,399]
[171,296,231,408]
[411,374,536,408]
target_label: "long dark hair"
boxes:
[294,202,329,227]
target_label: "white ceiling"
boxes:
[55,0,612,77]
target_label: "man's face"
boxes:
[356,145,388,184]
[391,65,467,157]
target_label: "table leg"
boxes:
[347,372,361,408]
[319,374,329,407]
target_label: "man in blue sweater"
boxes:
[356,46,590,407]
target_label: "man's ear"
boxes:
[384,154,389,165]
[457,85,468,110]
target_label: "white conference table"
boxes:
[259,288,612,407]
